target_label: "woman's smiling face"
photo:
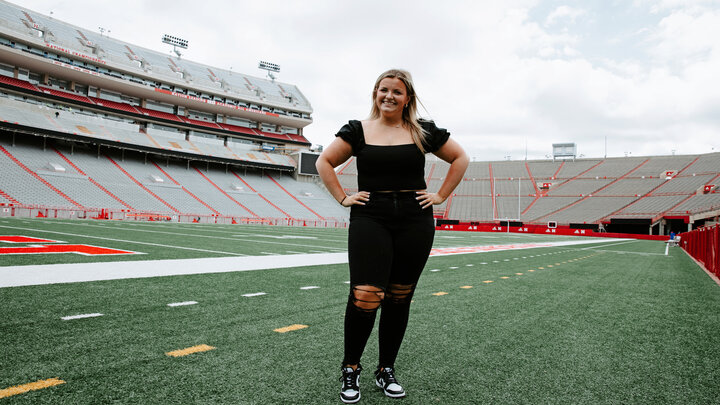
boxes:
[375,77,409,117]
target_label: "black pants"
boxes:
[343,191,435,368]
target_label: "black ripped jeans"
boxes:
[343,191,435,368]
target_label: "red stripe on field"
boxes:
[0,244,138,255]
[0,236,61,243]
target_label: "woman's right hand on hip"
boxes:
[342,191,370,207]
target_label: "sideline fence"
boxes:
[681,224,720,279]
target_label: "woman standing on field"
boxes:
[316,69,468,403]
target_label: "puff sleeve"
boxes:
[420,120,450,153]
[334,120,364,156]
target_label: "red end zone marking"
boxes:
[430,243,554,256]
[0,236,63,243]
[0,244,140,256]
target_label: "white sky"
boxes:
[18,0,720,161]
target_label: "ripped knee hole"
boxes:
[385,283,415,304]
[350,285,384,311]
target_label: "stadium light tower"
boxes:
[162,34,188,58]
[259,60,280,82]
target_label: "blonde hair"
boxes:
[369,69,428,153]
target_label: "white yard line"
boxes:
[0,225,245,256]
[77,219,342,240]
[0,253,348,287]
[578,240,638,250]
[429,238,626,256]
[242,292,267,297]
[580,249,667,257]
[167,301,198,307]
[61,313,103,320]
[0,238,629,288]
[28,221,338,250]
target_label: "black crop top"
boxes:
[335,119,450,191]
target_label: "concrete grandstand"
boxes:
[0,0,348,226]
[336,154,720,235]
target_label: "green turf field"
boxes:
[1,217,719,403]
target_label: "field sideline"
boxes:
[1,218,719,403]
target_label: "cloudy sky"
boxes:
[19,0,720,161]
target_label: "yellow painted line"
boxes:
[166,344,216,357]
[432,292,448,296]
[528,270,535,272]
[547,265,554,268]
[500,276,510,279]
[555,263,561,265]
[538,267,544,269]
[274,324,308,333]
[515,273,524,275]
[483,280,494,283]
[0,378,65,398]
[460,286,473,289]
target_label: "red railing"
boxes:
[681,224,720,279]
[0,203,348,227]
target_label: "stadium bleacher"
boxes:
[611,195,689,217]
[0,95,298,169]
[594,177,665,196]
[0,1,310,114]
[547,178,614,196]
[0,0,719,232]
[0,131,349,222]
[335,152,720,231]
[670,193,720,215]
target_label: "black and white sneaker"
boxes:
[374,367,406,398]
[340,365,362,404]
